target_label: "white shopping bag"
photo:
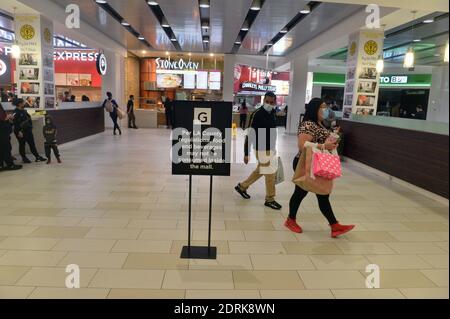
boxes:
[275,156,285,185]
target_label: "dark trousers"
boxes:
[239,114,247,129]
[0,136,13,167]
[16,130,40,160]
[45,142,60,160]
[128,112,136,128]
[289,156,338,225]
[165,111,172,128]
[110,114,121,134]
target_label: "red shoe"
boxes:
[331,222,355,238]
[285,218,303,233]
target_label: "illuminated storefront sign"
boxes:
[380,75,408,84]
[53,51,99,62]
[156,57,199,71]
[241,81,276,92]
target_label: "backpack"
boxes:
[104,99,113,113]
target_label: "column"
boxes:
[427,65,449,123]
[14,14,55,109]
[286,54,309,134]
[222,54,236,102]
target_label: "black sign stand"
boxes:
[180,175,217,259]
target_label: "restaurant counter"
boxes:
[338,115,449,198]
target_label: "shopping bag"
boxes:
[292,145,333,195]
[104,100,113,113]
[275,156,285,185]
[117,108,125,120]
[312,149,342,180]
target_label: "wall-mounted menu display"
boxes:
[183,73,196,89]
[157,73,183,88]
[209,71,221,90]
[196,71,208,90]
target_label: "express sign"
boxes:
[53,51,99,62]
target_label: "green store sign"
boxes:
[313,73,432,87]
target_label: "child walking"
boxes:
[43,116,61,164]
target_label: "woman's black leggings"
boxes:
[289,156,338,225]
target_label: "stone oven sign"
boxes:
[156,57,199,71]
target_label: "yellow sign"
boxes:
[44,28,52,43]
[232,123,237,138]
[364,40,378,55]
[349,42,357,56]
[20,24,35,40]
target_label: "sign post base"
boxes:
[180,246,217,259]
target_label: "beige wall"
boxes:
[126,56,140,108]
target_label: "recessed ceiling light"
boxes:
[201,21,210,29]
[280,27,288,34]
[121,21,130,26]
[138,36,145,40]
[434,53,441,57]
[171,37,177,42]
[413,39,421,42]
[241,21,249,31]
[300,4,311,14]
[199,0,210,8]
[423,19,434,23]
[95,0,107,4]
[250,0,261,11]
[235,36,242,45]
[147,1,158,5]
[209,53,214,57]
[142,50,147,54]
[161,18,170,28]
[203,37,210,43]
[165,51,170,55]
[188,52,192,56]
[267,42,273,46]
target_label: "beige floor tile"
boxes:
[251,255,314,270]
[260,289,334,299]
[163,270,234,290]
[402,222,449,232]
[0,266,30,285]
[387,242,447,254]
[17,267,98,287]
[171,240,230,254]
[0,216,34,225]
[366,255,433,269]
[27,217,82,227]
[229,242,285,255]
[332,289,405,299]
[78,218,129,228]
[0,250,67,266]
[108,289,185,299]
[375,270,437,288]
[420,269,449,287]
[434,242,449,252]
[359,222,411,231]
[89,269,165,289]
[86,228,140,240]
[58,209,106,218]
[123,253,188,270]
[282,242,342,255]
[189,255,253,270]
[388,231,443,242]
[244,230,297,242]
[96,202,141,211]
[418,254,449,268]
[400,288,449,299]
[128,219,177,229]
[233,270,304,290]
[194,230,245,241]
[309,255,369,270]
[178,220,226,230]
[186,290,260,299]
[298,270,366,289]
[29,287,109,299]
[0,225,38,236]
[10,208,62,217]
[140,229,187,240]
[0,286,34,299]
[30,226,91,238]
[0,237,59,250]
[225,221,274,231]
[110,191,149,198]
[342,231,398,242]
[112,240,172,253]
[59,252,127,268]
[52,239,116,252]
[336,242,395,255]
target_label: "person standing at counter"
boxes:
[165,97,173,129]
[127,95,138,129]
[0,103,22,171]
[12,98,46,164]
[412,105,426,120]
[285,98,355,237]
[103,92,122,136]
[239,101,248,129]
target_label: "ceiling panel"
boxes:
[240,0,310,54]
[158,0,203,52]
[209,0,253,53]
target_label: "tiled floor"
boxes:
[0,128,448,299]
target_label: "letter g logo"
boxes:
[194,108,211,125]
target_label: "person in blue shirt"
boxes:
[103,92,122,135]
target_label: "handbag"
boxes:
[116,108,125,120]
[104,100,113,113]
[275,156,285,185]
[292,143,334,195]
[312,148,342,180]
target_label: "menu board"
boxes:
[184,73,196,89]
[157,73,183,88]
[209,71,221,90]
[196,71,208,90]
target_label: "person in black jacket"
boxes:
[127,95,138,129]
[102,92,122,135]
[43,116,61,164]
[234,91,282,210]
[165,97,173,129]
[0,103,22,171]
[12,98,46,163]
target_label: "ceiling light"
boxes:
[148,1,158,5]
[161,18,170,28]
[241,21,249,31]
[201,21,210,29]
[445,42,449,63]
[376,55,384,73]
[199,0,210,8]
[142,50,147,54]
[250,0,261,11]
[170,37,177,42]
[203,36,210,43]
[280,27,288,34]
[267,42,273,46]
[235,36,242,45]
[300,4,311,14]
[165,51,170,56]
[413,39,421,42]
[209,53,214,57]
[95,0,107,3]
[423,18,434,23]
[403,47,415,69]
[188,52,192,56]
[138,35,145,40]
[121,21,130,26]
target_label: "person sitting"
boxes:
[81,95,90,102]
[70,95,76,102]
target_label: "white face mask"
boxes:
[263,103,274,112]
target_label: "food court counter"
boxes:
[338,115,449,198]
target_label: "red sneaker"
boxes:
[331,223,355,238]
[284,218,303,233]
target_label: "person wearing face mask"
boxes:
[321,97,336,130]
[234,91,282,210]
[285,98,355,238]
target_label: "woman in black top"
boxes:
[285,98,355,238]
[0,103,22,170]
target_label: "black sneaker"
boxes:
[22,157,32,164]
[36,156,47,162]
[4,164,22,171]
[234,184,251,199]
[264,201,282,210]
